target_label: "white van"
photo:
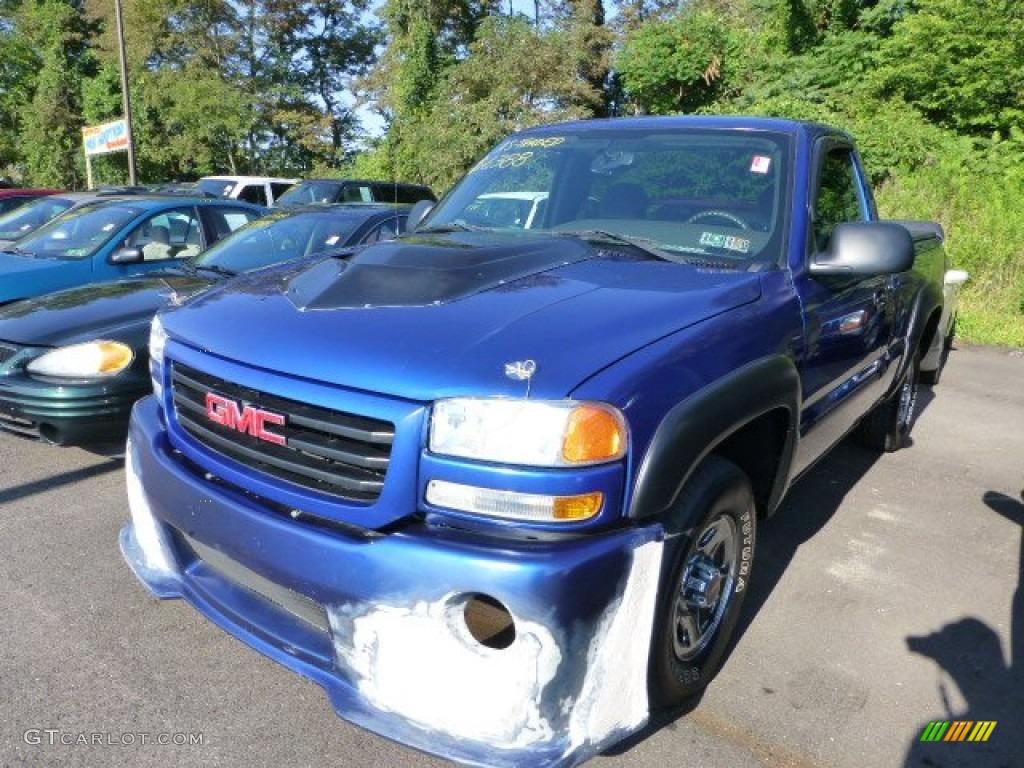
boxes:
[197,176,300,207]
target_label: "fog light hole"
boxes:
[463,594,516,650]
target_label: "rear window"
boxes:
[197,179,235,198]
[372,183,436,204]
[237,184,268,206]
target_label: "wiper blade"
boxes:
[191,264,237,278]
[416,221,488,233]
[2,245,31,256]
[559,229,675,262]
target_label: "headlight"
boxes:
[429,398,627,467]
[149,314,168,367]
[26,340,134,378]
[149,315,168,399]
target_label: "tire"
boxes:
[649,456,757,709]
[854,352,920,452]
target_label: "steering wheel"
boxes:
[684,210,751,230]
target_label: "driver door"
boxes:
[792,140,898,474]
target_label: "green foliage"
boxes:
[872,0,1024,137]
[0,0,1020,347]
[384,13,601,191]
[875,136,1024,347]
[618,6,754,114]
[15,0,98,186]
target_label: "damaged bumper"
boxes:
[121,396,665,767]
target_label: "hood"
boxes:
[162,232,763,401]
[0,274,212,348]
[0,250,93,303]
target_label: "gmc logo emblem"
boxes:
[205,392,287,446]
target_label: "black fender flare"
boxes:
[892,277,943,390]
[628,355,801,522]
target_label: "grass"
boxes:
[876,162,1024,350]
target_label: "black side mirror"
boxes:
[810,222,914,277]
[110,246,143,264]
[407,199,435,232]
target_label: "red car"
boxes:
[0,188,61,216]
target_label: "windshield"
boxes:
[276,181,343,206]
[425,127,791,263]
[0,196,75,241]
[191,209,367,273]
[12,202,141,259]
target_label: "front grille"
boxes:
[0,342,18,365]
[170,361,394,502]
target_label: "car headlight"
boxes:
[149,314,168,367]
[429,398,627,467]
[26,341,134,378]
[148,315,168,399]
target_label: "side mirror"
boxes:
[407,199,434,232]
[110,246,143,264]
[810,222,914,277]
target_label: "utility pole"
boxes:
[114,0,138,185]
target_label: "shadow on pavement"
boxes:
[901,490,1023,768]
[0,458,121,506]
[733,439,881,649]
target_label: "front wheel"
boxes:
[649,456,757,708]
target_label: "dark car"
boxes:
[0,188,62,216]
[0,203,409,445]
[0,196,266,304]
[276,178,435,207]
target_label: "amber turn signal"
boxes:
[562,404,627,464]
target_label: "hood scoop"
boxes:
[285,233,595,311]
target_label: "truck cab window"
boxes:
[814,148,865,251]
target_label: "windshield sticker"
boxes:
[470,151,535,174]
[325,235,340,246]
[506,136,566,149]
[750,156,772,174]
[700,232,751,254]
[65,247,90,258]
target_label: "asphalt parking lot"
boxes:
[1,343,1021,768]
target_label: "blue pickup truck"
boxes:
[121,117,952,766]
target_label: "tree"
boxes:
[17,0,97,186]
[873,0,1024,137]
[414,13,602,189]
[292,0,381,167]
[549,0,613,116]
[0,4,36,174]
[617,3,754,115]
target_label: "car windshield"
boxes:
[0,196,75,241]
[191,209,366,273]
[12,202,141,259]
[424,127,792,263]
[276,181,342,206]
